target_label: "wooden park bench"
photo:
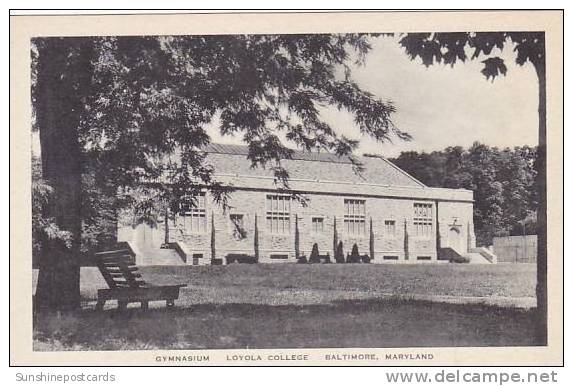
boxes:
[95,249,187,311]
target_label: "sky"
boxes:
[32,35,540,158]
[211,35,540,158]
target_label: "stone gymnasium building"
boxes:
[118,144,495,265]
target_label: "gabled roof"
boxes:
[202,143,426,188]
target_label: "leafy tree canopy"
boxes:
[398,32,545,79]
[390,143,538,245]
[32,34,410,309]
[33,34,407,196]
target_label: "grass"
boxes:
[33,263,541,351]
[141,263,536,298]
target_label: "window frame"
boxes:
[384,219,397,238]
[266,194,291,235]
[343,198,366,237]
[311,216,325,235]
[229,213,245,229]
[179,192,207,234]
[229,213,247,239]
[413,202,433,239]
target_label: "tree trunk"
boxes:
[34,39,91,311]
[534,51,547,345]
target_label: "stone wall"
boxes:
[118,188,475,265]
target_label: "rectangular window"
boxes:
[230,214,246,239]
[383,255,399,260]
[192,254,203,266]
[413,203,433,238]
[230,214,244,229]
[270,254,289,260]
[311,217,324,234]
[344,199,366,237]
[180,192,206,233]
[417,255,432,261]
[384,220,396,237]
[266,195,291,235]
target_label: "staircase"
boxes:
[138,245,186,266]
[464,251,493,264]
[439,247,497,264]
[438,247,467,262]
[467,247,497,264]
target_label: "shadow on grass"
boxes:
[33,298,543,351]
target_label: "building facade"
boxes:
[118,144,486,265]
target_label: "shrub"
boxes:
[294,214,300,259]
[297,255,308,264]
[254,214,260,262]
[335,241,345,263]
[309,243,321,264]
[347,244,361,263]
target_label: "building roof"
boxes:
[202,143,426,188]
[203,143,355,164]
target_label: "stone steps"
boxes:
[465,252,493,264]
[137,247,186,266]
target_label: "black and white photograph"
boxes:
[10,10,563,366]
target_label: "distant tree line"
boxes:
[389,142,538,246]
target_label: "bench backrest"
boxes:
[95,249,146,289]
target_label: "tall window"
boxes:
[230,213,246,240]
[385,220,396,237]
[311,217,324,234]
[180,192,207,233]
[266,195,291,235]
[413,203,433,238]
[344,199,366,236]
[230,214,244,229]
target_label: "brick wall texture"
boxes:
[118,145,475,265]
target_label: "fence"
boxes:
[492,235,537,263]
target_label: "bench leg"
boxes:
[118,301,128,311]
[141,301,149,310]
[95,300,106,311]
[166,299,175,308]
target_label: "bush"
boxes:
[309,243,321,264]
[347,244,361,263]
[335,241,345,263]
[297,255,308,264]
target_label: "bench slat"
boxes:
[108,272,142,278]
[95,249,133,256]
[95,248,186,310]
[102,256,134,263]
[103,262,138,269]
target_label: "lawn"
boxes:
[33,263,541,351]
